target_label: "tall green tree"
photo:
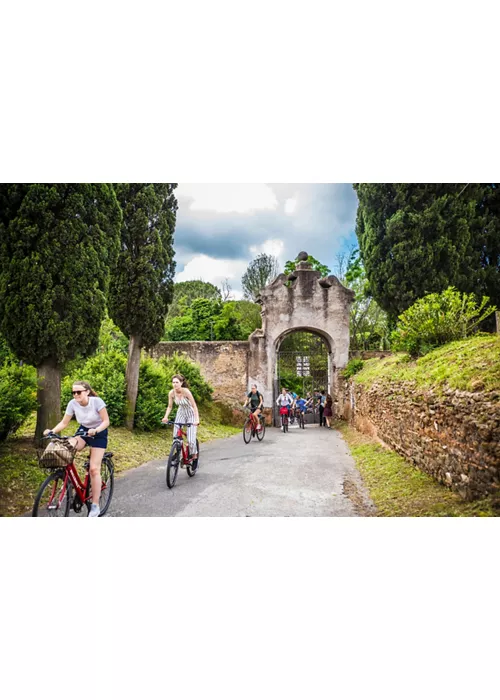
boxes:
[0,184,121,438]
[108,184,177,429]
[242,253,280,301]
[354,183,500,319]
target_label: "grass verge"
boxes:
[353,334,500,394]
[335,421,499,517]
[0,405,240,517]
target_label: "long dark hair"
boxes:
[73,380,98,397]
[172,374,189,388]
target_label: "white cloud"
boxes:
[177,184,278,213]
[249,238,285,262]
[175,254,247,299]
[284,198,296,214]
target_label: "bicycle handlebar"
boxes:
[162,421,197,427]
[42,430,93,441]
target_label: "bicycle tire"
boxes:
[32,470,71,517]
[167,442,181,488]
[243,418,253,444]
[256,418,265,441]
[90,458,114,516]
[187,439,200,477]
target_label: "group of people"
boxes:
[44,373,200,517]
[44,374,334,517]
[244,385,335,429]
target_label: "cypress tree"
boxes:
[109,184,177,429]
[354,183,500,319]
[0,184,122,438]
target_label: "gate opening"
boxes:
[274,331,330,425]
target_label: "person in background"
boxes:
[323,393,334,428]
[243,384,264,431]
[317,389,326,427]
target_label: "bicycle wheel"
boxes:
[187,440,200,477]
[285,416,289,433]
[94,459,114,516]
[256,417,266,441]
[167,442,181,488]
[243,417,253,444]
[32,471,71,517]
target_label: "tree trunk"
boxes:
[36,360,61,441]
[125,334,142,430]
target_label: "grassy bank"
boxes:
[0,405,240,517]
[353,334,500,393]
[336,421,499,517]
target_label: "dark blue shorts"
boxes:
[76,425,108,449]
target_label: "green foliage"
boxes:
[61,350,127,426]
[242,253,280,301]
[60,346,213,431]
[166,280,221,320]
[0,363,37,441]
[354,183,500,319]
[164,298,260,341]
[216,300,261,339]
[390,287,496,356]
[0,184,122,367]
[98,315,129,354]
[342,250,390,352]
[158,353,213,404]
[342,358,364,379]
[353,335,500,394]
[284,254,330,278]
[109,184,177,348]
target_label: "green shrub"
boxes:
[60,348,213,431]
[0,363,37,441]
[62,350,127,426]
[391,287,497,357]
[134,357,172,431]
[342,358,364,379]
[158,352,213,404]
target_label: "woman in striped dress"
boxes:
[162,374,200,458]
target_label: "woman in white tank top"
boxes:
[162,374,200,457]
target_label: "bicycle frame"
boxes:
[172,424,194,463]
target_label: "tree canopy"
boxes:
[354,183,500,319]
[166,280,222,320]
[109,184,177,348]
[0,184,121,366]
[241,253,280,301]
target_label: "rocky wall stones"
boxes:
[339,379,500,500]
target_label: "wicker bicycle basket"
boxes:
[37,439,76,469]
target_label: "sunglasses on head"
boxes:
[72,390,87,396]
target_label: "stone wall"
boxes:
[338,378,500,500]
[150,341,250,407]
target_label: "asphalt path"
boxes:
[109,423,375,517]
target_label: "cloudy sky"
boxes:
[173,184,359,299]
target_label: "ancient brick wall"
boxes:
[150,341,250,407]
[338,378,500,500]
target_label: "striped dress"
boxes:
[174,393,197,453]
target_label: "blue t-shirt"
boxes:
[296,398,307,411]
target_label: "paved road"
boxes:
[109,424,375,517]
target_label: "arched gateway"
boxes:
[151,252,354,417]
[248,252,354,420]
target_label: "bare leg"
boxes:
[89,447,105,505]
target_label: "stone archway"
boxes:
[247,252,354,415]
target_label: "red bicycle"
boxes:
[32,431,114,517]
[243,408,265,444]
[164,421,200,489]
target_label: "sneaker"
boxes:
[88,504,100,517]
